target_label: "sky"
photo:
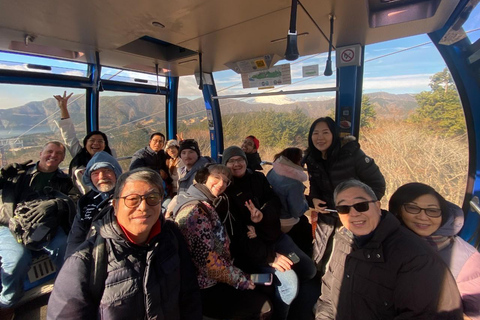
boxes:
[0,4,479,109]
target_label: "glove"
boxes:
[1,160,33,179]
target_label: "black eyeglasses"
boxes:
[403,204,442,218]
[336,200,377,214]
[118,192,162,208]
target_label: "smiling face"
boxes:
[400,194,442,237]
[241,138,256,154]
[85,134,106,156]
[91,167,116,192]
[166,146,179,158]
[311,121,333,158]
[336,187,382,236]
[205,171,230,197]
[149,134,165,152]
[38,143,66,172]
[225,156,247,178]
[113,180,162,244]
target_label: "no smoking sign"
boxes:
[336,45,362,67]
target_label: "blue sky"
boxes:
[0,5,479,109]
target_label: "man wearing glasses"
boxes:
[316,179,463,320]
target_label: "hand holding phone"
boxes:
[287,252,300,264]
[250,273,273,286]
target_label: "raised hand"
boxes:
[245,200,263,223]
[53,91,73,119]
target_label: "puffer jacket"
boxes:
[0,162,73,226]
[304,139,385,209]
[129,146,169,174]
[316,211,463,320]
[222,169,282,272]
[428,203,480,319]
[47,208,202,320]
[175,184,251,290]
[266,156,308,220]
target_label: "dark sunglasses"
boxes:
[336,200,377,214]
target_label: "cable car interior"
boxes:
[0,0,478,245]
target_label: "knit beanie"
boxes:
[165,139,180,150]
[179,139,201,157]
[222,146,247,165]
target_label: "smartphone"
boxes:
[251,273,273,286]
[324,209,338,213]
[287,252,300,264]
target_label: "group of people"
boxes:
[0,91,478,320]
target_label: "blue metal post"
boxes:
[166,76,179,140]
[86,52,101,131]
[429,0,480,244]
[335,46,365,138]
[201,73,223,162]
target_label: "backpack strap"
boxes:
[89,231,107,306]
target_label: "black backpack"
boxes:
[9,187,74,250]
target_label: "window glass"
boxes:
[99,92,166,171]
[464,3,480,43]
[0,51,88,77]
[362,35,468,207]
[177,75,211,156]
[0,85,85,169]
[215,53,336,168]
[101,66,166,87]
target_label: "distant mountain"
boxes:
[0,92,418,137]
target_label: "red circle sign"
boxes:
[341,49,355,63]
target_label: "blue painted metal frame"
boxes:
[429,0,480,244]
[166,76,179,140]
[335,46,365,138]
[200,74,223,162]
[86,52,101,131]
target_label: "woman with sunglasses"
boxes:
[303,117,385,274]
[389,183,480,319]
[54,91,113,195]
[174,164,272,319]
[47,168,202,319]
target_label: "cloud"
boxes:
[178,75,203,98]
[363,74,431,92]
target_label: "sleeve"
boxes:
[255,173,282,242]
[455,251,480,318]
[168,223,203,320]
[129,150,146,171]
[56,118,82,158]
[315,269,335,319]
[176,204,250,289]
[354,149,386,201]
[286,182,309,219]
[392,254,463,320]
[47,254,98,320]
[65,207,89,259]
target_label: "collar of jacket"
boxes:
[345,211,399,263]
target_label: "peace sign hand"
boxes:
[245,200,263,223]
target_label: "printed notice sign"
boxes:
[241,64,291,89]
[302,65,319,77]
[336,44,362,67]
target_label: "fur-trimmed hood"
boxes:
[272,156,307,182]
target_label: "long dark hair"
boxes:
[389,182,449,225]
[68,130,112,177]
[306,117,340,162]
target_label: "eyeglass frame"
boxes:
[226,157,246,165]
[402,203,442,218]
[117,192,163,208]
[86,138,105,144]
[209,173,231,187]
[336,200,377,214]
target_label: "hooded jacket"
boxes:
[48,208,202,320]
[129,146,169,174]
[177,156,214,194]
[426,203,480,319]
[66,151,122,258]
[316,211,463,320]
[174,184,251,290]
[266,156,308,221]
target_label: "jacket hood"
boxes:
[172,184,210,214]
[272,156,307,182]
[433,201,464,237]
[83,151,123,193]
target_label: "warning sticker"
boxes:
[336,45,362,67]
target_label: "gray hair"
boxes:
[114,168,164,200]
[334,179,377,204]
